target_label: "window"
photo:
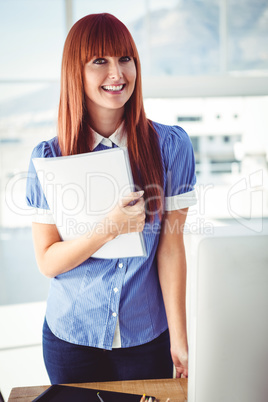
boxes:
[228,0,268,72]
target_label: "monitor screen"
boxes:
[186,219,268,402]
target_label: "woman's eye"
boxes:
[120,56,131,62]
[93,58,106,65]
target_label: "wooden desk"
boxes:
[8,378,188,402]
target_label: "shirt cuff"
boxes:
[165,189,198,211]
[30,208,55,224]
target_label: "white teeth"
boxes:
[102,85,124,91]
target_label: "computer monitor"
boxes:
[186,219,268,402]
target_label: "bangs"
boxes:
[80,14,137,63]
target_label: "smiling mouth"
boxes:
[102,84,126,92]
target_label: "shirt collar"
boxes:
[91,122,127,150]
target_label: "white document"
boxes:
[33,147,146,259]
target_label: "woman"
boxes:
[26,13,197,384]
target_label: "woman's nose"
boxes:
[108,61,122,80]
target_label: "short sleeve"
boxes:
[163,126,197,211]
[26,141,54,224]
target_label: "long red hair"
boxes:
[58,13,163,220]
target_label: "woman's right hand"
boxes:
[106,190,146,237]
[32,190,146,278]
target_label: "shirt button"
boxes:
[112,312,117,317]
[118,263,123,269]
[114,287,119,293]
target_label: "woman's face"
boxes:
[83,55,136,115]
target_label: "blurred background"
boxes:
[0,0,268,399]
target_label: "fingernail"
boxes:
[138,190,144,196]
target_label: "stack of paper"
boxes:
[33,147,146,259]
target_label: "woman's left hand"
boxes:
[157,208,190,380]
[171,346,188,378]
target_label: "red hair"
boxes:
[58,13,163,220]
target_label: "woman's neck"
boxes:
[86,101,124,137]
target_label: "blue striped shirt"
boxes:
[26,121,197,350]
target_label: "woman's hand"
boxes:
[171,345,188,378]
[32,190,145,278]
[157,208,189,380]
[106,190,146,237]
